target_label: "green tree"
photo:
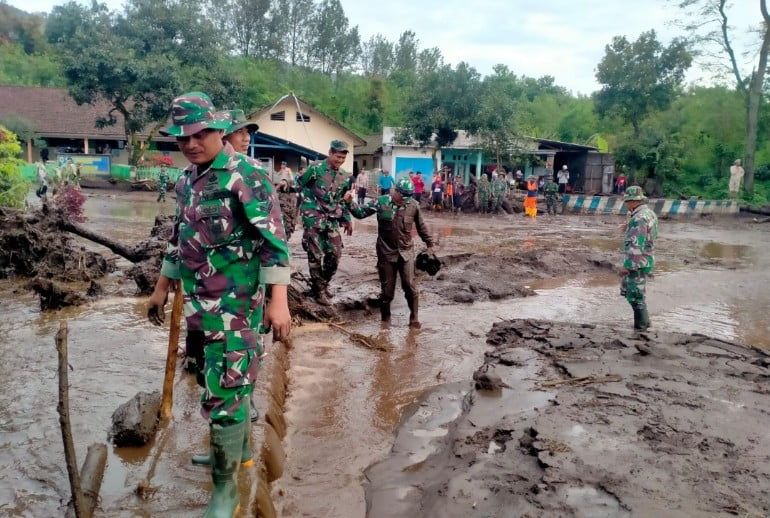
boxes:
[400,62,482,168]
[361,33,393,77]
[47,0,240,165]
[0,125,28,209]
[675,0,770,195]
[477,65,525,170]
[307,0,360,75]
[0,3,48,53]
[595,30,692,137]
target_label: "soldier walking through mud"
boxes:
[344,175,434,328]
[156,163,169,203]
[544,176,559,215]
[296,140,355,305]
[477,174,491,213]
[492,172,508,213]
[619,186,658,330]
[147,92,291,518]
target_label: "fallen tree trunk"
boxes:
[61,220,147,263]
[740,205,770,216]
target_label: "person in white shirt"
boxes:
[557,165,570,193]
[729,159,744,199]
[356,169,368,204]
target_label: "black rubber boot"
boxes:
[203,421,244,518]
[638,306,651,330]
[312,279,331,306]
[632,305,642,330]
[380,301,391,322]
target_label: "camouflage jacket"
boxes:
[158,171,169,187]
[296,160,354,230]
[160,144,290,332]
[492,178,508,195]
[623,203,658,274]
[478,178,492,196]
[348,195,433,263]
[543,182,560,198]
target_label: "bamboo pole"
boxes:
[56,321,86,518]
[160,281,183,422]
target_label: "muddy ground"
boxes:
[2,190,770,517]
[365,319,770,517]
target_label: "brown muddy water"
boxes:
[1,192,769,517]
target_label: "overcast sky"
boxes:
[9,0,760,94]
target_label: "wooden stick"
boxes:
[55,321,86,518]
[327,321,389,351]
[160,281,183,422]
[537,374,622,389]
[65,444,107,518]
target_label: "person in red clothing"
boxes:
[615,173,627,194]
[412,171,425,203]
[430,174,444,212]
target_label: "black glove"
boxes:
[147,295,168,326]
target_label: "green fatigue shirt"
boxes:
[623,203,658,275]
[160,144,290,332]
[478,178,492,196]
[544,182,560,199]
[492,178,508,195]
[296,160,354,231]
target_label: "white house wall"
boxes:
[382,146,440,176]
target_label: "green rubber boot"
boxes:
[193,395,253,466]
[203,421,244,518]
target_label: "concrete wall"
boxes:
[562,195,739,216]
[255,97,357,171]
[381,146,437,176]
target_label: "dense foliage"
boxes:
[0,0,768,204]
[0,125,29,209]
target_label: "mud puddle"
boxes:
[274,212,770,517]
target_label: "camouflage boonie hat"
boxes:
[330,140,349,153]
[160,92,231,137]
[222,109,259,136]
[395,175,415,195]
[624,185,647,202]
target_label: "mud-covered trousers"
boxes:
[378,254,418,306]
[185,329,262,425]
[620,271,647,309]
[545,196,558,214]
[302,226,343,285]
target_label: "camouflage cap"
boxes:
[222,109,259,136]
[330,139,349,153]
[160,92,231,137]
[623,185,647,202]
[395,175,415,195]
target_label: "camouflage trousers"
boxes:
[493,194,505,212]
[478,195,489,213]
[545,196,558,214]
[302,226,343,284]
[157,186,166,202]
[185,329,263,425]
[620,271,647,307]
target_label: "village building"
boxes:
[248,93,365,174]
[0,86,365,181]
[356,126,614,194]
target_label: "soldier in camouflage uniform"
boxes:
[222,109,259,155]
[477,174,492,213]
[619,186,658,330]
[543,177,560,215]
[344,175,434,328]
[147,92,291,518]
[157,163,169,202]
[296,140,355,305]
[491,172,508,213]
